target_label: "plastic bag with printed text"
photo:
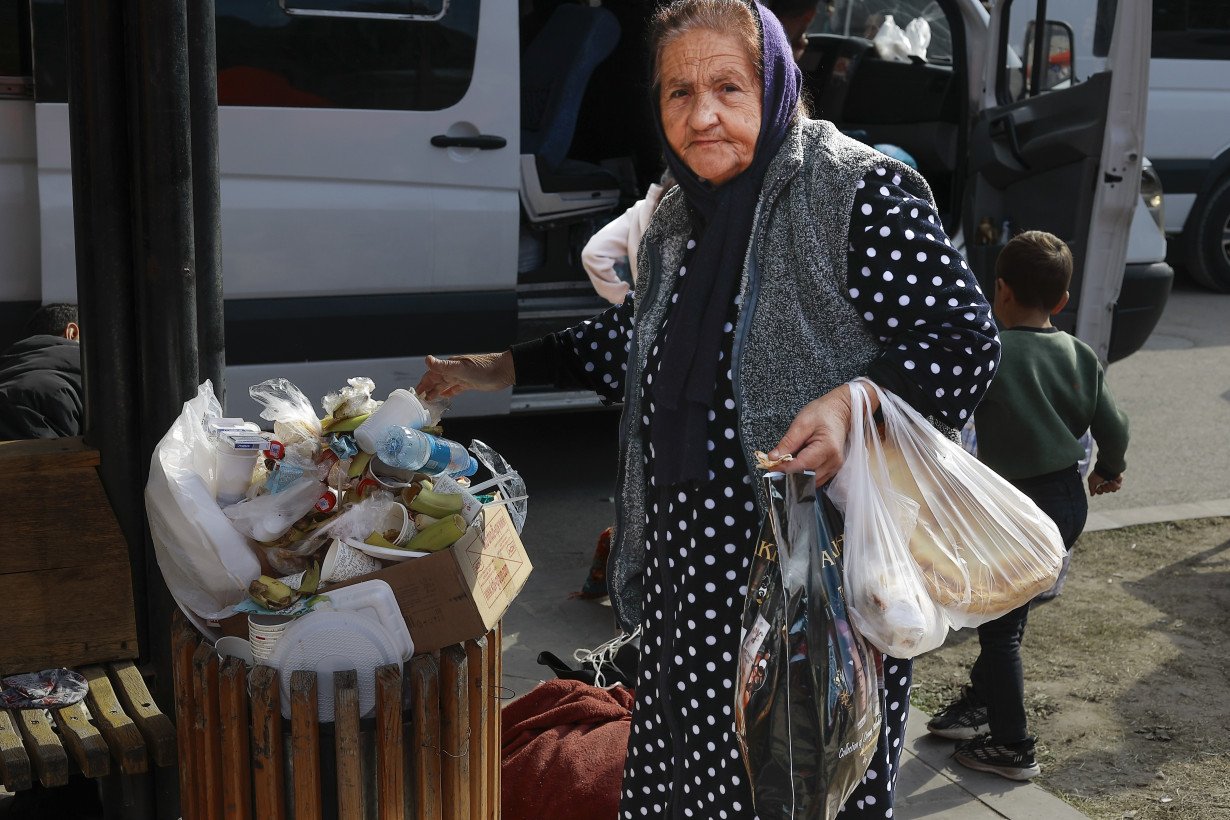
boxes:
[735,472,882,820]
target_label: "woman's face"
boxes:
[659,29,762,187]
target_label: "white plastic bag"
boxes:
[829,380,1064,657]
[146,381,263,621]
[250,378,322,446]
[222,477,323,543]
[904,17,931,62]
[872,15,912,62]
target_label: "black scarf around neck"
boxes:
[649,1,801,489]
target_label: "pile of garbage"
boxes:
[146,376,527,626]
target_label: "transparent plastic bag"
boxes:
[736,472,882,820]
[828,380,1065,657]
[222,476,323,544]
[249,378,322,445]
[466,439,527,534]
[321,377,378,421]
[145,381,263,621]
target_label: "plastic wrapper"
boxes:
[223,477,323,544]
[250,378,322,445]
[828,379,1065,657]
[322,376,378,420]
[735,472,882,820]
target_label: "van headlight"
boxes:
[1140,160,1164,232]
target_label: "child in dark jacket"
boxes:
[926,230,1130,780]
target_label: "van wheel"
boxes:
[1186,176,1230,292]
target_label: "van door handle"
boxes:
[989,114,1030,171]
[431,134,508,150]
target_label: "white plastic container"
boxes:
[354,389,431,454]
[213,440,260,506]
[317,579,414,661]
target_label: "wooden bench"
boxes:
[0,438,178,810]
[173,611,503,820]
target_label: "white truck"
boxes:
[0,0,1172,419]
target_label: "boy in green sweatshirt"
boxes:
[927,230,1130,780]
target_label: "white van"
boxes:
[0,0,1171,419]
[1143,1,1230,292]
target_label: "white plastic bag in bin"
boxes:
[146,381,262,621]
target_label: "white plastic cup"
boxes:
[354,389,431,454]
[385,503,413,545]
[214,442,260,506]
[215,636,255,666]
[248,614,293,662]
[278,539,383,589]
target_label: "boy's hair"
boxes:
[995,230,1072,312]
[24,303,79,337]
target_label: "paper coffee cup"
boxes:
[322,538,383,580]
[248,614,292,662]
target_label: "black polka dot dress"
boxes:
[560,167,998,820]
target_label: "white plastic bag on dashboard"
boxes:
[828,379,1064,657]
[872,14,912,62]
[146,381,263,621]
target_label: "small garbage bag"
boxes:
[735,472,882,820]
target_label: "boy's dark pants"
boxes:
[970,466,1087,744]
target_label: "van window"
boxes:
[815,1,954,63]
[1152,0,1230,60]
[0,1,32,97]
[217,0,478,110]
[999,0,1118,103]
[29,0,479,108]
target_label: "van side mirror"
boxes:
[1023,20,1075,95]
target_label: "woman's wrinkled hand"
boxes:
[415,352,515,401]
[1088,471,1123,496]
[768,383,880,486]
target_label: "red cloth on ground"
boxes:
[501,679,635,820]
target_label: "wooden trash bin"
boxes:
[172,611,502,820]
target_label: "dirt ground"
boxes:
[911,517,1230,820]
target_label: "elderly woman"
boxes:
[418,1,1000,816]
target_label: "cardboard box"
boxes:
[329,501,533,653]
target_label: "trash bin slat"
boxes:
[219,658,252,820]
[52,700,110,779]
[250,665,287,820]
[333,669,364,818]
[171,613,202,820]
[192,643,224,820]
[82,664,147,775]
[441,645,471,820]
[376,663,405,820]
[290,670,323,820]
[411,654,442,820]
[466,637,489,820]
[490,624,502,820]
[15,704,68,787]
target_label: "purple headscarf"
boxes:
[651,1,802,489]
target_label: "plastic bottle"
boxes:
[376,425,478,477]
[354,389,432,454]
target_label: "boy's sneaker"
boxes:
[953,736,1041,781]
[926,686,989,740]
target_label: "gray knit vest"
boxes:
[609,118,934,634]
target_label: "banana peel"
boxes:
[348,451,373,478]
[408,487,464,518]
[364,531,401,550]
[405,514,466,552]
[248,560,322,610]
[321,412,371,433]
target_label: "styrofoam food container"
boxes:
[316,579,414,661]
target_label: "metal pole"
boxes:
[188,0,226,404]
[65,0,148,659]
[126,1,200,815]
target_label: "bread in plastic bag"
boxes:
[736,472,882,820]
[249,378,322,446]
[828,379,1064,657]
[145,381,263,621]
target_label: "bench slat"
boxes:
[107,661,177,767]
[250,666,287,820]
[52,700,110,779]
[290,671,323,820]
[375,663,404,820]
[334,670,364,819]
[219,658,252,820]
[81,664,147,775]
[0,710,31,792]
[440,645,471,820]
[15,707,68,788]
[411,654,442,820]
